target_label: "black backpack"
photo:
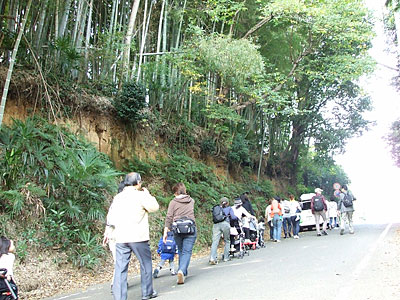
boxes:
[212,205,227,224]
[342,193,354,207]
[313,196,324,212]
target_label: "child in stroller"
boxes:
[229,219,249,259]
[243,218,258,250]
[0,237,17,300]
[257,218,266,248]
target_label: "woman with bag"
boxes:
[163,183,196,285]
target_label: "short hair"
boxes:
[172,182,186,195]
[0,237,11,257]
[125,172,141,186]
[342,184,348,191]
[289,194,295,200]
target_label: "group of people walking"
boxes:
[103,171,356,300]
[103,173,197,300]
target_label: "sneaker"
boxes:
[223,258,231,262]
[322,231,328,236]
[276,240,281,243]
[177,270,185,284]
[209,260,218,265]
[317,233,322,236]
[153,268,159,278]
[170,270,176,276]
[142,290,158,300]
[340,229,344,235]
[294,235,299,239]
[349,230,354,234]
[230,246,235,251]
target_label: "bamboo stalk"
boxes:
[0,0,33,129]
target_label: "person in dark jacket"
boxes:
[163,183,196,285]
[240,192,255,216]
[209,197,237,264]
[311,188,328,237]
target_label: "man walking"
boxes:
[104,172,159,300]
[338,184,355,235]
[311,188,328,236]
[209,197,237,264]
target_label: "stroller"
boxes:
[243,218,258,250]
[228,220,249,259]
[0,269,18,300]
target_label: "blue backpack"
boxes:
[161,234,176,254]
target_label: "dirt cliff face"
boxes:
[3,96,162,169]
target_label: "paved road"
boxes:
[47,223,398,300]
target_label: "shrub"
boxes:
[228,134,250,165]
[0,117,120,267]
[113,81,147,124]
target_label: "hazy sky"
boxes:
[335,1,400,223]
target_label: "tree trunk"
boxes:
[121,0,141,84]
[83,0,94,82]
[58,0,72,38]
[35,0,49,53]
[0,0,33,129]
[159,0,168,110]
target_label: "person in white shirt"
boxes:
[104,172,159,300]
[231,198,255,244]
[265,200,273,241]
[288,194,302,239]
[0,236,18,298]
[327,198,338,229]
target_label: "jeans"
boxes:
[268,220,274,240]
[210,221,230,261]
[157,258,175,272]
[113,241,154,300]
[330,217,337,227]
[272,215,282,241]
[173,230,197,276]
[282,217,292,237]
[314,210,327,234]
[290,216,300,236]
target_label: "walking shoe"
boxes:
[142,290,158,300]
[177,270,185,284]
[340,229,344,235]
[349,230,354,234]
[170,270,177,276]
[322,231,328,236]
[294,235,299,239]
[317,233,322,236]
[223,258,231,262]
[153,268,159,278]
[276,240,281,243]
[209,260,218,265]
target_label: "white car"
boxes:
[299,193,325,231]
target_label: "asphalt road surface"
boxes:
[46,223,399,300]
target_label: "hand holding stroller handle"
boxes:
[0,268,7,278]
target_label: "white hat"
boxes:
[315,188,323,194]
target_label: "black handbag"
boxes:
[172,217,196,235]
